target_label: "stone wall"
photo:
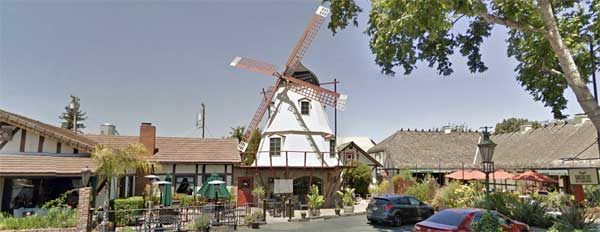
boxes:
[77,187,91,232]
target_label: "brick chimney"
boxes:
[139,122,156,155]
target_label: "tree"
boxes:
[244,129,262,166]
[343,162,372,197]
[59,95,86,133]
[326,0,600,128]
[495,118,542,133]
[229,126,245,143]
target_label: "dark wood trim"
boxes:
[56,142,62,153]
[19,130,26,152]
[202,164,206,178]
[0,128,20,150]
[73,148,78,154]
[172,164,176,174]
[195,164,199,187]
[224,164,228,174]
[38,135,45,152]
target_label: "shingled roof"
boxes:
[0,154,94,176]
[0,109,97,152]
[86,135,241,163]
[369,121,600,170]
[369,131,480,169]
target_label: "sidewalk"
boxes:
[264,199,369,224]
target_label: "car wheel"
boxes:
[392,214,403,226]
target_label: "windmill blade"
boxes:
[243,81,280,142]
[283,6,330,74]
[230,56,279,77]
[282,75,348,111]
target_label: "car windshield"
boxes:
[425,210,469,226]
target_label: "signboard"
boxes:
[273,179,293,194]
[568,168,599,185]
[0,125,15,142]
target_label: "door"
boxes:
[407,197,422,220]
[237,176,253,206]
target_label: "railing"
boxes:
[95,203,256,231]
[240,151,359,168]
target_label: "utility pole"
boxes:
[334,78,337,140]
[69,95,79,133]
[201,103,206,138]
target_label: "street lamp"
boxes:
[81,166,92,187]
[478,127,496,211]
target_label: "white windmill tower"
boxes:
[230,6,347,168]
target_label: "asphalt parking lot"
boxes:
[238,215,415,232]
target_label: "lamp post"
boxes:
[478,127,496,211]
[81,166,92,187]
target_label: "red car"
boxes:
[414,208,530,232]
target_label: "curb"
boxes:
[287,211,366,222]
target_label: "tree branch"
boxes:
[542,66,564,76]
[477,11,546,34]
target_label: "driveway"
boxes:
[238,215,414,232]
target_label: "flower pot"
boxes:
[343,206,354,214]
[309,209,320,216]
[251,222,260,229]
[300,212,307,219]
[334,209,341,215]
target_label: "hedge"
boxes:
[113,196,144,226]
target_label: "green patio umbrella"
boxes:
[197,174,230,199]
[161,175,173,206]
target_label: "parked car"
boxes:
[366,194,434,226]
[414,208,530,232]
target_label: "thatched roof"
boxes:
[369,121,600,170]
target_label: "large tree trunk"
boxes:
[537,0,600,131]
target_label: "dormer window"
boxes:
[300,100,310,115]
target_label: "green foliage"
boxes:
[432,181,482,210]
[245,211,264,224]
[495,118,542,133]
[251,186,265,199]
[551,205,596,231]
[243,129,262,166]
[41,189,75,209]
[173,193,195,207]
[92,144,156,182]
[543,191,573,209]
[59,95,87,132]
[326,0,600,119]
[307,185,325,211]
[0,208,77,230]
[336,187,355,207]
[369,179,390,196]
[473,192,519,217]
[114,196,144,226]
[228,186,237,204]
[343,163,372,197]
[189,213,211,230]
[229,126,245,143]
[405,175,438,203]
[471,211,502,232]
[512,198,554,228]
[585,185,600,206]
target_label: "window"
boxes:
[396,197,410,205]
[408,197,421,206]
[270,137,282,156]
[330,140,336,157]
[300,101,310,115]
[175,176,194,195]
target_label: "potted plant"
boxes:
[337,187,355,214]
[307,185,324,216]
[334,200,341,216]
[245,212,263,229]
[187,213,211,232]
[300,211,307,219]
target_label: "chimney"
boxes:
[139,122,156,155]
[442,126,452,134]
[519,123,533,133]
[574,113,590,125]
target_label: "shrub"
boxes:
[472,192,519,217]
[252,186,265,199]
[369,180,390,196]
[228,186,237,204]
[471,211,502,232]
[173,193,196,207]
[543,191,573,209]
[511,198,554,228]
[550,205,596,231]
[405,175,438,203]
[343,163,372,197]
[432,181,481,210]
[0,208,76,230]
[584,185,600,206]
[189,213,211,230]
[113,196,144,226]
[391,169,416,194]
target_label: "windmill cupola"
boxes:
[286,62,320,86]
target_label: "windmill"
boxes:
[230,6,347,152]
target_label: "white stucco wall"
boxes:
[0,128,77,154]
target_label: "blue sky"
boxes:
[0,0,589,142]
